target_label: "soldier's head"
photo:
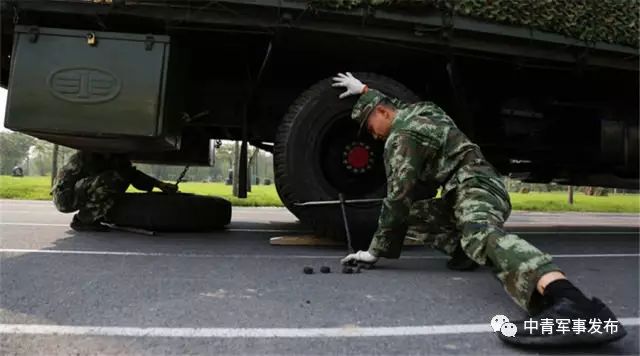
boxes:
[351,91,396,141]
[366,98,397,140]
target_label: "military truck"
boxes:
[1,0,638,247]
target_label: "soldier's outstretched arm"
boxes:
[367,132,424,259]
[128,169,176,193]
[131,167,178,193]
[128,169,159,192]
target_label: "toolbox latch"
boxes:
[87,32,97,46]
[28,27,39,43]
[145,35,155,51]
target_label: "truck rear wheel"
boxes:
[274,73,420,250]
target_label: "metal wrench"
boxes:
[293,198,382,207]
[338,193,354,253]
[296,194,377,270]
[102,223,156,236]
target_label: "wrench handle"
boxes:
[338,193,354,253]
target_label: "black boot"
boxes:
[446,241,479,271]
[70,214,110,232]
[497,297,627,347]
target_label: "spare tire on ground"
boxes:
[107,192,231,232]
[274,73,420,250]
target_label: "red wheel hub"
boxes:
[347,146,370,169]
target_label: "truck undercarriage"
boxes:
[2,0,638,245]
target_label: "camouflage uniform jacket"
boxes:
[52,151,158,201]
[363,89,497,258]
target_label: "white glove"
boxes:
[340,250,378,265]
[331,72,367,99]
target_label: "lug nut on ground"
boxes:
[342,266,354,274]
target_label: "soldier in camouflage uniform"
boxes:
[52,151,177,232]
[332,72,625,346]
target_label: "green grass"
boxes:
[176,181,283,207]
[0,176,56,200]
[0,176,284,207]
[509,192,639,213]
[1,176,638,213]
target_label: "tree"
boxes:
[215,143,235,177]
[0,131,36,175]
[256,149,274,180]
[233,140,240,196]
[28,140,75,177]
[30,140,54,176]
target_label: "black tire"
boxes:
[108,192,231,231]
[274,73,420,250]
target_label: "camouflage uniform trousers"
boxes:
[53,170,129,224]
[405,176,562,314]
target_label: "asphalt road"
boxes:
[1,200,639,355]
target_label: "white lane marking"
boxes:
[1,318,638,338]
[227,228,311,233]
[510,231,639,235]
[404,253,640,259]
[0,211,38,214]
[0,223,308,233]
[0,249,338,259]
[0,222,637,234]
[546,253,640,258]
[0,249,638,260]
[0,222,68,227]
[0,216,637,227]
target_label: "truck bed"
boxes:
[2,0,638,90]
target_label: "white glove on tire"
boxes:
[332,72,367,99]
[340,250,378,265]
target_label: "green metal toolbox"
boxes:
[5,25,181,151]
